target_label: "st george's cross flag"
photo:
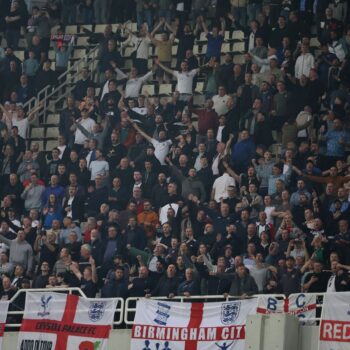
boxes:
[131,298,258,350]
[0,301,9,350]
[257,294,317,324]
[319,292,350,350]
[17,292,117,350]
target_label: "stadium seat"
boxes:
[30,140,44,151]
[232,30,245,41]
[46,127,60,138]
[73,49,86,59]
[233,54,245,64]
[224,31,231,41]
[310,37,320,48]
[30,127,44,139]
[221,43,231,53]
[94,24,106,33]
[195,82,204,93]
[14,50,24,61]
[65,25,78,34]
[233,42,245,52]
[77,36,90,46]
[172,45,178,55]
[199,32,208,42]
[159,84,173,95]
[46,114,60,125]
[45,140,57,151]
[193,44,200,55]
[141,84,155,96]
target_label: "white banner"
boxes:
[319,293,350,350]
[257,294,316,323]
[0,301,9,350]
[17,292,117,350]
[288,293,316,324]
[131,298,258,350]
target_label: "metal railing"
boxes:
[124,294,287,325]
[23,44,100,125]
[4,291,345,330]
[5,287,124,329]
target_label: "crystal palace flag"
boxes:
[17,292,117,350]
[131,298,258,350]
[0,301,9,350]
[319,293,350,350]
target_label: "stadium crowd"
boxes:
[0,0,350,307]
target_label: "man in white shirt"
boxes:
[294,44,315,79]
[72,109,96,146]
[112,65,155,98]
[212,86,229,116]
[125,26,152,74]
[155,59,200,100]
[211,171,236,203]
[127,116,172,165]
[89,149,109,182]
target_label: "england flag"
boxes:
[131,298,258,350]
[17,292,117,350]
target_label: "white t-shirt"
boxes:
[12,117,29,138]
[125,71,153,98]
[216,125,225,142]
[89,159,109,180]
[132,106,148,115]
[173,69,199,94]
[131,36,151,60]
[212,94,229,116]
[212,172,235,203]
[57,145,66,159]
[75,118,96,145]
[326,274,336,292]
[264,206,275,225]
[151,139,172,165]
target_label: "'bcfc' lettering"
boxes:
[296,294,306,308]
[20,340,53,350]
[267,297,277,311]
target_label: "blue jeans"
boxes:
[247,3,262,23]
[158,9,171,24]
[137,10,153,30]
[233,7,247,28]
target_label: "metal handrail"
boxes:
[5,287,124,329]
[23,45,100,125]
[124,294,287,325]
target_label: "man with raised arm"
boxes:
[155,58,201,101]
[126,115,172,165]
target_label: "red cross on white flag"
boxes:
[17,292,117,350]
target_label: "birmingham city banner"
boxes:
[0,301,9,350]
[17,292,117,350]
[130,298,258,350]
[319,292,350,350]
[257,294,317,324]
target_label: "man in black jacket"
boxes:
[148,264,180,298]
[101,225,126,274]
[128,266,154,297]
[72,67,95,101]
[63,185,85,223]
